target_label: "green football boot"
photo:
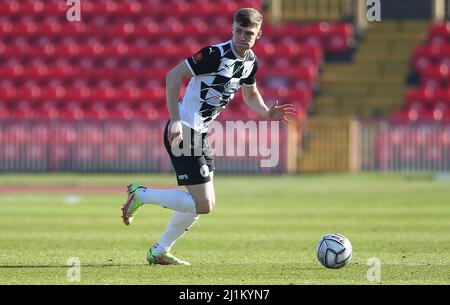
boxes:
[121,183,146,225]
[147,249,190,266]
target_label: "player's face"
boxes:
[232,22,262,55]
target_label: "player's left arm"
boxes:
[242,84,296,123]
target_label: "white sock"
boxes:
[152,211,200,253]
[138,188,197,213]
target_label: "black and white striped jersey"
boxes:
[180,40,258,133]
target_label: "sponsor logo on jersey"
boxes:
[192,51,203,63]
[178,174,189,180]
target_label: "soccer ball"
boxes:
[317,233,352,269]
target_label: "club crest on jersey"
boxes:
[192,51,203,63]
[199,165,209,178]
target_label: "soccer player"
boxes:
[121,8,296,265]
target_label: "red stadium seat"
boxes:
[9,101,35,119]
[39,17,63,38]
[127,38,153,58]
[412,45,438,73]
[116,1,143,17]
[22,60,49,80]
[52,38,80,58]
[0,59,24,79]
[0,1,20,16]
[393,102,435,122]
[421,65,449,88]
[0,101,10,119]
[134,18,160,38]
[405,87,435,108]
[78,38,104,58]
[432,102,450,121]
[33,101,60,119]
[428,23,450,46]
[45,0,67,16]
[325,33,349,54]
[11,17,38,37]
[83,102,108,119]
[252,41,276,57]
[108,102,135,120]
[58,101,85,120]
[300,23,330,48]
[325,23,354,54]
[0,38,30,58]
[64,86,91,104]
[0,85,17,104]
[433,88,450,107]
[133,101,162,120]
[15,86,42,103]
[92,1,118,16]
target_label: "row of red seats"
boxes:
[0,21,351,54]
[0,69,317,93]
[412,25,450,90]
[392,104,450,122]
[395,87,450,122]
[0,40,323,66]
[405,88,450,107]
[417,65,450,88]
[412,44,450,74]
[427,23,450,46]
[2,0,352,122]
[1,80,312,100]
[0,0,253,19]
[0,20,233,41]
[397,23,450,122]
[0,17,351,38]
[0,43,322,68]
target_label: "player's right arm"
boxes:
[166,47,220,146]
[166,61,192,146]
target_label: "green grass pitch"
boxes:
[0,173,449,284]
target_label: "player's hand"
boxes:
[267,101,297,123]
[168,120,183,147]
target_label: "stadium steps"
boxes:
[299,21,428,172]
[315,20,429,118]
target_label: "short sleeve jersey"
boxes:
[180,40,258,133]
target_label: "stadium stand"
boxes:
[394,22,450,122]
[0,0,354,122]
[376,22,450,171]
[0,0,358,172]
